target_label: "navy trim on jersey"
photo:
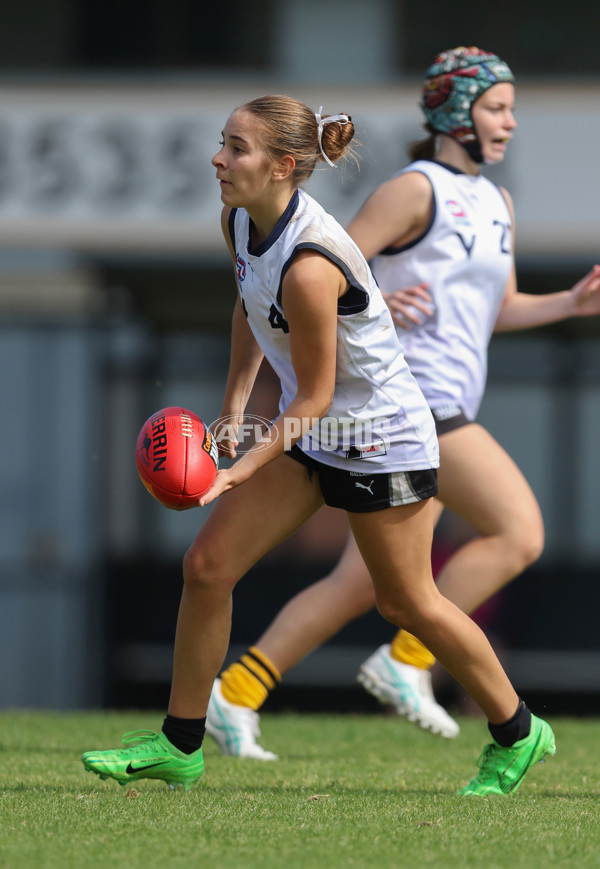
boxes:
[375,159,468,258]
[431,159,464,176]
[228,208,237,249]
[248,189,300,257]
[429,159,511,223]
[276,242,369,315]
[338,283,370,314]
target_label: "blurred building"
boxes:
[0,0,599,710]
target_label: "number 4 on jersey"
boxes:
[269,304,289,333]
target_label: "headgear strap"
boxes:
[315,106,349,168]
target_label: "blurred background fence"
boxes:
[1,0,599,713]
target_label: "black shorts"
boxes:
[431,405,472,436]
[286,444,438,513]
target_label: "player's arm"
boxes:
[346,171,433,260]
[275,249,340,439]
[200,250,342,504]
[346,172,434,328]
[218,206,265,456]
[494,189,600,331]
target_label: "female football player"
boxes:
[82,88,556,796]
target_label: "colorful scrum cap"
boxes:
[421,46,514,162]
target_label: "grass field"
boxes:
[1,710,599,868]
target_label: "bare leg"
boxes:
[80,455,325,785]
[350,499,519,724]
[256,498,443,673]
[258,528,374,672]
[435,424,544,611]
[169,454,324,718]
[213,424,541,728]
[253,424,541,677]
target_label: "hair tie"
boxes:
[315,106,349,168]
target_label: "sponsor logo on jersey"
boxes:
[236,254,247,281]
[357,442,387,457]
[346,442,388,460]
[445,199,471,226]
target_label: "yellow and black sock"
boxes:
[220,646,281,711]
[390,629,436,670]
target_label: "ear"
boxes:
[272,154,295,182]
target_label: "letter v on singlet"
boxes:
[456,231,475,257]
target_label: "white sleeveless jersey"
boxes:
[369,160,513,420]
[228,188,438,472]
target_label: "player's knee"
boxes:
[182,545,236,593]
[511,514,545,571]
[375,598,400,625]
[518,533,544,571]
[375,594,426,631]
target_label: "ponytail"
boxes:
[408,131,437,162]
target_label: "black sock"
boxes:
[162,714,206,754]
[488,700,531,747]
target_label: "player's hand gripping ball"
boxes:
[135,407,219,510]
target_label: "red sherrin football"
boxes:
[135,406,218,510]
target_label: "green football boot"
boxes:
[81,729,204,791]
[459,714,556,796]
